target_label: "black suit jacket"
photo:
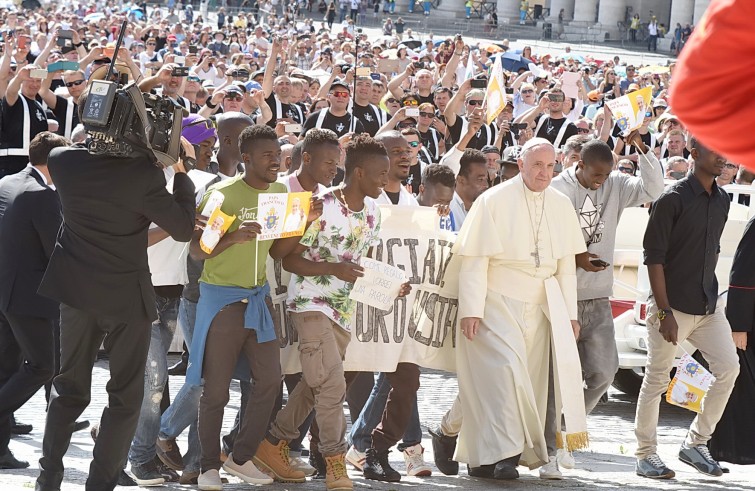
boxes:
[38,146,196,322]
[0,166,62,319]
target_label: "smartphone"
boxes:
[18,35,29,50]
[590,259,610,268]
[505,87,514,94]
[470,78,487,89]
[188,45,198,54]
[30,68,48,79]
[412,61,424,70]
[356,66,371,77]
[174,55,186,66]
[511,122,528,132]
[103,46,115,58]
[57,29,74,48]
[370,73,381,81]
[172,66,190,77]
[284,123,302,133]
[48,60,80,72]
[405,107,420,118]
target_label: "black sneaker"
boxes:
[117,470,138,487]
[467,463,495,478]
[428,425,458,476]
[493,455,520,480]
[363,448,401,482]
[309,444,326,480]
[130,460,166,486]
[153,456,181,482]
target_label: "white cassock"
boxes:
[453,174,587,469]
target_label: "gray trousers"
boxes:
[546,297,618,455]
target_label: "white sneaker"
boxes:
[403,443,432,477]
[197,469,223,491]
[289,456,317,477]
[345,445,366,471]
[222,453,274,485]
[539,457,563,480]
[557,448,575,469]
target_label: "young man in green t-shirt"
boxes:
[185,124,306,490]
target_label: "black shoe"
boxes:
[117,470,138,487]
[11,415,32,435]
[168,359,187,376]
[130,460,166,486]
[467,463,495,478]
[493,455,520,480]
[73,420,90,432]
[363,448,401,482]
[0,449,29,469]
[309,444,326,480]
[153,456,181,482]
[428,425,458,476]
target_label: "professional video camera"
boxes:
[79,21,184,168]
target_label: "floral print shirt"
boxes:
[287,187,382,330]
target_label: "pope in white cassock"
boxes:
[453,138,589,479]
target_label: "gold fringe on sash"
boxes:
[555,431,590,452]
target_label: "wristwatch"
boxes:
[656,308,673,321]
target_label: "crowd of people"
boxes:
[1,1,754,491]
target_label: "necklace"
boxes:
[522,179,546,268]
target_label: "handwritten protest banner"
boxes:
[349,258,407,310]
[268,205,459,374]
[257,192,312,241]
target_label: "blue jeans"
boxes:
[520,10,526,22]
[158,297,202,472]
[465,6,471,17]
[339,6,347,22]
[423,1,430,14]
[129,295,179,466]
[408,0,414,12]
[348,372,422,452]
[389,2,395,13]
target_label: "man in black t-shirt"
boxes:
[351,75,387,136]
[514,88,578,149]
[302,80,364,138]
[39,70,86,140]
[1,66,50,179]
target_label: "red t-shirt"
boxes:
[670,0,755,170]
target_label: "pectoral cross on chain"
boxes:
[531,246,541,268]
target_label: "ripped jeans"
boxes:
[129,295,179,466]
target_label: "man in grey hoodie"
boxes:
[544,133,665,477]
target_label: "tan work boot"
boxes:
[253,438,306,483]
[324,453,353,491]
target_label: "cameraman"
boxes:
[35,91,197,491]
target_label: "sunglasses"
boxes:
[65,79,85,88]
[547,95,565,102]
[419,111,434,118]
[467,100,483,106]
[724,163,738,169]
[403,100,419,107]
[184,117,216,130]
[576,127,590,134]
[408,141,420,148]
[330,90,350,98]
[224,93,243,101]
[386,98,399,104]
[618,166,634,174]
[521,89,534,94]
[147,42,156,46]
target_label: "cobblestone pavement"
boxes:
[3,359,753,490]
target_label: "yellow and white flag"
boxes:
[486,55,506,124]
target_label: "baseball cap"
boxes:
[182,114,217,145]
[499,145,523,164]
[481,145,500,155]
[330,79,351,92]
[587,90,601,102]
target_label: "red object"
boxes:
[610,299,635,319]
[670,0,755,170]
